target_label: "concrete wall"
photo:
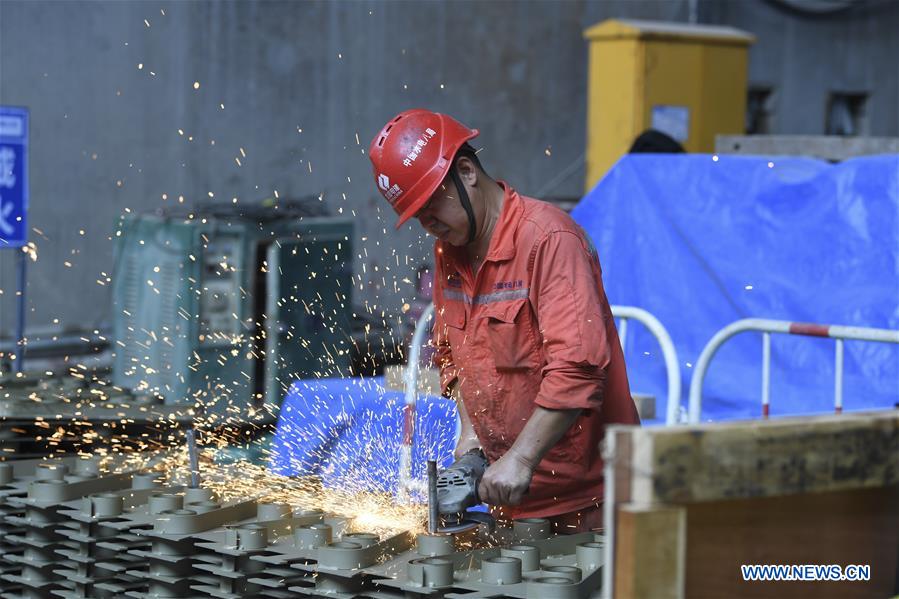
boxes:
[0,0,896,342]
[0,0,686,341]
[705,0,899,136]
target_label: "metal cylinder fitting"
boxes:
[526,577,579,599]
[407,557,454,588]
[481,556,522,585]
[318,541,375,570]
[35,462,67,482]
[501,544,540,571]
[148,493,183,515]
[542,565,582,582]
[294,508,324,518]
[576,542,603,572]
[73,457,100,478]
[184,487,214,503]
[342,532,378,548]
[90,493,124,518]
[513,518,552,541]
[294,523,332,550]
[257,502,291,521]
[132,472,162,489]
[185,500,220,514]
[0,463,12,485]
[227,524,268,550]
[416,533,455,557]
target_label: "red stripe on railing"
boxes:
[401,404,415,446]
[788,322,831,338]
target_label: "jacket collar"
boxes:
[437,180,523,266]
[483,181,522,263]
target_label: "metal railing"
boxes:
[687,318,899,423]
[611,306,682,425]
[396,303,434,498]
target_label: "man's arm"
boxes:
[479,229,612,507]
[448,383,481,459]
[478,406,581,506]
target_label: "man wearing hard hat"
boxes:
[369,109,640,532]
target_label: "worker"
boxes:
[368,109,640,533]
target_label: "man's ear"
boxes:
[455,155,478,187]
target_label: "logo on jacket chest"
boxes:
[492,279,525,290]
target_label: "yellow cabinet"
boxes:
[583,19,755,190]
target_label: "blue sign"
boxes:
[0,106,28,248]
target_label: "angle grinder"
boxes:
[427,448,496,534]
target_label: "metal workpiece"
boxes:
[513,517,552,542]
[575,542,603,573]
[0,373,200,460]
[542,565,583,582]
[501,545,540,571]
[481,556,524,585]
[28,471,133,504]
[83,493,125,518]
[406,557,454,589]
[192,525,271,597]
[71,456,101,480]
[293,523,332,550]
[0,467,26,593]
[35,461,68,482]
[317,540,378,570]
[256,501,291,521]
[191,508,332,598]
[416,533,455,557]
[2,456,606,598]
[131,471,163,490]
[225,524,269,550]
[186,500,222,514]
[151,499,256,535]
[342,531,379,548]
[367,530,604,599]
[126,534,203,599]
[525,575,581,599]
[2,501,70,596]
[184,486,216,503]
[0,462,13,485]
[145,492,184,515]
[54,498,135,597]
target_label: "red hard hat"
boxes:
[369,109,479,227]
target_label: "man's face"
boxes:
[414,178,470,246]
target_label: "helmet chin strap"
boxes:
[449,168,477,245]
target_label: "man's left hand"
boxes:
[477,449,534,507]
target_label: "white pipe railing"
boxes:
[688,318,899,423]
[611,306,682,425]
[396,303,434,498]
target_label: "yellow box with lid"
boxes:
[583,19,755,191]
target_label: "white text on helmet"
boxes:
[403,128,438,167]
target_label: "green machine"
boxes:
[111,203,354,416]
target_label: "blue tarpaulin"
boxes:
[269,377,457,490]
[571,154,899,422]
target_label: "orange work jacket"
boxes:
[433,182,640,519]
